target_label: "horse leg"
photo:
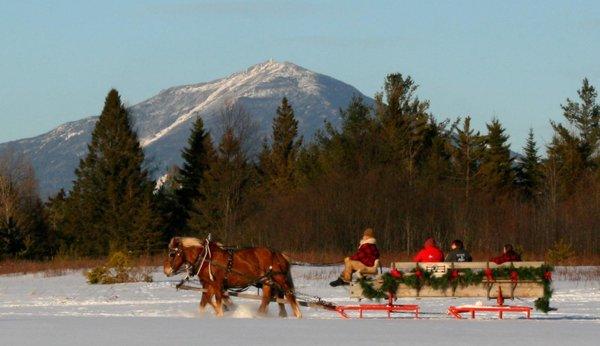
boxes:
[273,273,302,319]
[285,291,302,319]
[277,291,288,318]
[258,284,271,315]
[199,291,212,314]
[222,294,233,311]
[213,290,225,317]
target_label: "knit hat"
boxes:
[424,237,436,247]
[363,228,375,238]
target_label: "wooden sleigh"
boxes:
[340,261,547,319]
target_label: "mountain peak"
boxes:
[244,59,311,76]
[1,61,372,197]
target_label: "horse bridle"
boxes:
[168,247,190,275]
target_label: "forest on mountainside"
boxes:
[1,74,599,263]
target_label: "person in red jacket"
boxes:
[330,228,380,287]
[413,237,444,262]
[490,244,522,264]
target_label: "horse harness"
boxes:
[222,249,235,288]
[183,240,292,295]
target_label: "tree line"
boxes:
[1,75,599,260]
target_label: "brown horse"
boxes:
[164,237,302,318]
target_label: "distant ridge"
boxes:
[0,61,373,197]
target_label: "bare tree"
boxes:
[0,148,43,257]
[216,100,260,158]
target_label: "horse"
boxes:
[163,236,302,318]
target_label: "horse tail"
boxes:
[285,266,295,290]
[277,251,295,290]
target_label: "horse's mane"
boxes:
[171,237,203,248]
[172,236,229,249]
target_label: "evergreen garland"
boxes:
[358,265,554,313]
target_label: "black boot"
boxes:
[329,277,346,287]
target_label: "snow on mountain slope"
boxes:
[0,60,372,197]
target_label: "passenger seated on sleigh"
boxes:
[445,239,472,262]
[330,228,380,287]
[490,243,522,264]
[413,237,444,262]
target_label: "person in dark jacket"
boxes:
[330,228,380,287]
[445,239,472,262]
[413,237,444,262]
[490,244,522,264]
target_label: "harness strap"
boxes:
[194,239,214,281]
[223,249,235,289]
[187,240,293,295]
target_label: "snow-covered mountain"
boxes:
[0,60,372,197]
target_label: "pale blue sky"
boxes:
[1,0,599,150]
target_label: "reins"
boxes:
[193,237,214,281]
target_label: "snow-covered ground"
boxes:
[1,266,598,345]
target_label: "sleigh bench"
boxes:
[351,261,546,299]
[344,261,551,319]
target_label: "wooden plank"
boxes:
[350,281,544,299]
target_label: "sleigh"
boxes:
[341,261,552,319]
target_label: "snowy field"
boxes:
[1,266,598,345]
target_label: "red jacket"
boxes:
[413,238,444,262]
[350,239,380,267]
[490,250,521,264]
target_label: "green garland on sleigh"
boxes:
[358,265,554,313]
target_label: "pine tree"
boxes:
[189,128,252,242]
[547,78,599,196]
[63,89,159,256]
[173,117,215,231]
[46,189,67,252]
[420,118,453,182]
[478,118,515,194]
[546,127,586,196]
[154,166,182,241]
[259,97,302,190]
[374,73,430,179]
[318,96,376,173]
[516,129,543,199]
[451,116,484,203]
[560,78,600,162]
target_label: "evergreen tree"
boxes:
[560,78,600,162]
[516,129,543,199]
[259,97,302,190]
[451,116,484,203]
[154,166,182,241]
[63,89,159,256]
[547,78,599,196]
[173,117,215,231]
[46,189,67,252]
[374,73,430,179]
[189,128,253,242]
[420,118,453,183]
[478,118,515,194]
[546,127,586,196]
[318,96,376,174]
